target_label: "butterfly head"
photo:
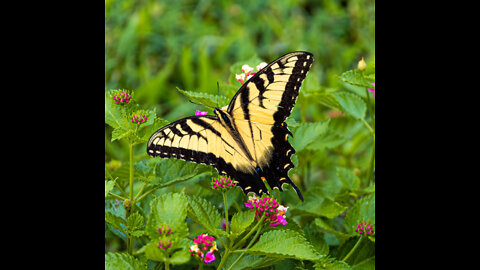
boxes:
[214,107,234,129]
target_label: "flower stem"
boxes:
[233,215,266,250]
[128,143,134,213]
[227,221,264,270]
[216,248,230,270]
[133,182,147,201]
[127,143,135,255]
[164,261,170,270]
[108,192,127,201]
[342,236,364,263]
[223,191,230,234]
[364,87,375,185]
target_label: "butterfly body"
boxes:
[147,51,314,201]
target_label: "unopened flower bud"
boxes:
[358,58,367,71]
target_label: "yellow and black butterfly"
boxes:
[147,51,314,201]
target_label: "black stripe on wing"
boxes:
[147,116,219,165]
[147,115,270,197]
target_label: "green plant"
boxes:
[105,57,375,269]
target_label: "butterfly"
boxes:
[147,51,314,201]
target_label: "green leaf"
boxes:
[334,237,375,268]
[290,189,347,219]
[152,158,211,186]
[225,253,284,270]
[307,130,347,151]
[105,210,127,235]
[303,223,329,255]
[230,211,255,236]
[344,194,375,236]
[176,87,230,109]
[291,121,330,152]
[314,257,351,270]
[105,252,146,270]
[301,87,341,110]
[126,212,145,237]
[334,92,367,120]
[339,69,373,89]
[336,167,361,191]
[246,229,321,261]
[167,248,191,265]
[144,241,190,265]
[105,180,115,198]
[146,193,189,239]
[314,218,350,243]
[187,195,226,237]
[111,127,133,142]
[105,91,125,130]
[145,241,167,262]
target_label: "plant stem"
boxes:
[342,236,364,263]
[233,215,266,250]
[108,192,127,201]
[223,191,230,234]
[127,143,135,255]
[128,143,135,214]
[367,142,375,185]
[216,248,230,270]
[364,87,375,185]
[360,118,375,140]
[365,87,375,131]
[133,182,148,201]
[227,221,264,270]
[164,262,170,270]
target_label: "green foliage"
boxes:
[246,230,321,261]
[105,0,375,268]
[105,252,146,270]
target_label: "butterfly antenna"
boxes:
[189,100,214,110]
[216,82,220,108]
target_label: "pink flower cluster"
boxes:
[157,224,174,250]
[356,222,374,236]
[235,62,268,85]
[211,176,236,191]
[190,234,218,264]
[158,238,172,250]
[112,89,131,104]
[195,110,208,116]
[158,225,173,235]
[244,195,288,227]
[131,111,148,125]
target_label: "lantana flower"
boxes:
[131,110,148,125]
[195,110,208,116]
[157,224,174,250]
[111,89,132,105]
[211,176,236,192]
[244,195,288,227]
[355,222,374,236]
[235,62,268,85]
[189,234,218,264]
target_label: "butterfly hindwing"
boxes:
[227,52,314,200]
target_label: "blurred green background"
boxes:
[105,0,375,122]
[105,0,375,260]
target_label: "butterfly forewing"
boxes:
[147,52,314,201]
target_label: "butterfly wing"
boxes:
[146,115,269,194]
[227,51,314,201]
